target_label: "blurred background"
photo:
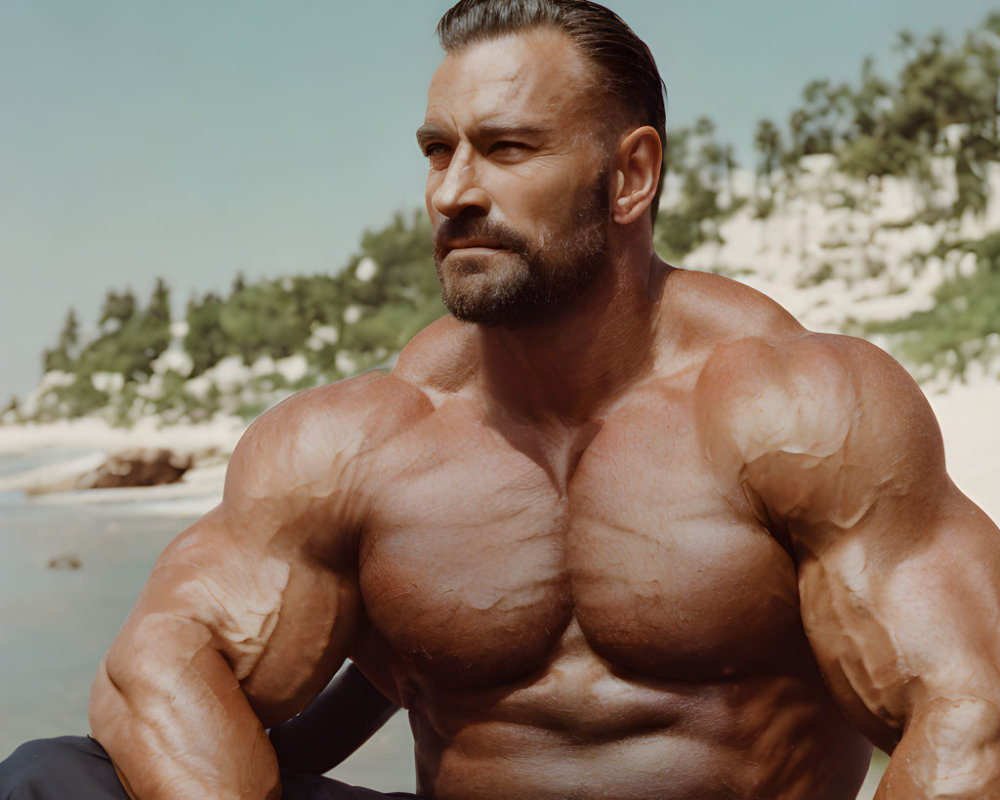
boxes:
[3,2,1000,797]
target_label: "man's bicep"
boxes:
[97,384,373,724]
[719,337,1000,730]
[88,381,387,799]
[203,389,374,721]
[796,482,1000,751]
[119,508,357,726]
[759,343,1000,750]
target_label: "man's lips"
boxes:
[443,240,507,252]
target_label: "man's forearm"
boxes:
[269,662,399,773]
[876,695,1000,800]
[89,614,281,800]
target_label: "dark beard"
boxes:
[432,174,610,327]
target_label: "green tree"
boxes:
[59,308,79,352]
[146,277,171,325]
[847,57,892,140]
[218,281,312,364]
[185,292,231,375]
[954,131,993,217]
[75,281,171,382]
[753,119,783,195]
[42,308,80,373]
[131,277,173,368]
[866,231,1000,379]
[663,128,690,177]
[99,288,137,330]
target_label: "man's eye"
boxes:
[423,144,451,170]
[490,141,525,154]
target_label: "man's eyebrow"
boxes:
[474,121,547,141]
[416,124,449,149]
[416,121,548,149]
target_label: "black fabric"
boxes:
[0,736,421,800]
[0,737,130,800]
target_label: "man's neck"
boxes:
[474,247,670,428]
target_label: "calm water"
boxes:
[0,448,416,792]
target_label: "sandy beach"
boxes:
[923,375,1000,522]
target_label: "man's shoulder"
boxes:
[253,369,431,445]
[663,267,886,388]
[226,366,440,497]
[227,316,474,482]
[675,272,954,552]
[662,267,805,346]
[675,271,936,471]
[698,330,858,459]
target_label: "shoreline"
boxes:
[0,415,246,517]
[0,415,247,457]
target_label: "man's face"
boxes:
[419,29,614,327]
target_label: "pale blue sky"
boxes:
[2,0,998,399]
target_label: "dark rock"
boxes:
[47,554,81,570]
[76,447,193,490]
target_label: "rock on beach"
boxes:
[75,447,194,490]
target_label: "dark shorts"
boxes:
[0,736,421,800]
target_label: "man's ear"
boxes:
[612,126,662,225]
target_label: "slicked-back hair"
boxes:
[436,0,667,222]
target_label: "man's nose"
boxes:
[430,147,490,219]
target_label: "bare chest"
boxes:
[357,392,802,688]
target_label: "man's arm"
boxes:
[88,375,385,800]
[701,333,1000,799]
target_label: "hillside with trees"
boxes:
[6,13,1000,428]
[8,212,444,426]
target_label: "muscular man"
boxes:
[5,1,1000,798]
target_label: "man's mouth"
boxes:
[433,218,530,264]
[445,240,507,252]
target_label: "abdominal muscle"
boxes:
[397,619,872,800]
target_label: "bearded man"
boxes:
[4,1,1000,799]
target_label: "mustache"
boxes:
[433,214,532,262]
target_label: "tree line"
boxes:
[656,12,1000,259]
[16,212,444,424]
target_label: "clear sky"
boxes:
[2,0,998,400]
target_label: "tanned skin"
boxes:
[88,28,1000,800]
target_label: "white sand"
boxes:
[928,377,1000,521]
[0,414,246,457]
